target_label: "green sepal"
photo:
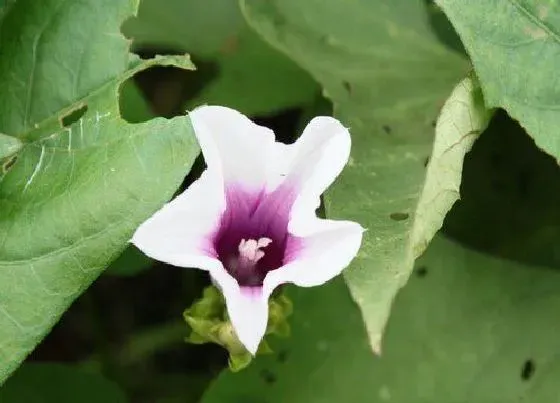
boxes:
[183,285,293,371]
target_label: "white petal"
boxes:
[131,168,224,271]
[210,267,270,355]
[259,116,361,298]
[189,105,278,191]
[286,117,352,232]
[264,218,364,291]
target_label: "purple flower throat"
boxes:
[212,185,300,287]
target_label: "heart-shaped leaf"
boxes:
[0,0,198,383]
[241,0,474,351]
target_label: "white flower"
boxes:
[132,106,364,354]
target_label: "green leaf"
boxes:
[185,26,318,116]
[1,0,131,136]
[123,0,242,56]
[412,74,492,253]
[0,0,198,384]
[123,0,318,115]
[202,235,560,402]
[0,363,128,402]
[241,0,469,351]
[435,0,560,160]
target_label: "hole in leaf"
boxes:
[521,359,535,381]
[260,369,277,384]
[2,155,17,173]
[382,125,392,134]
[390,212,409,221]
[277,350,289,363]
[119,60,218,123]
[416,266,428,278]
[60,104,88,127]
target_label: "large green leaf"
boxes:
[186,26,318,116]
[0,0,198,383]
[1,0,130,136]
[435,0,560,160]
[123,0,318,115]
[202,235,560,402]
[122,0,241,57]
[0,363,128,402]
[241,0,470,350]
[412,74,491,253]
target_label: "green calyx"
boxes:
[183,285,293,371]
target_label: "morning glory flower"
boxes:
[132,106,364,354]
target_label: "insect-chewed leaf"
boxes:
[0,0,198,383]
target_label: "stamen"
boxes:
[238,237,272,264]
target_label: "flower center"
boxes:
[237,237,272,267]
[213,186,301,287]
[225,237,275,287]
